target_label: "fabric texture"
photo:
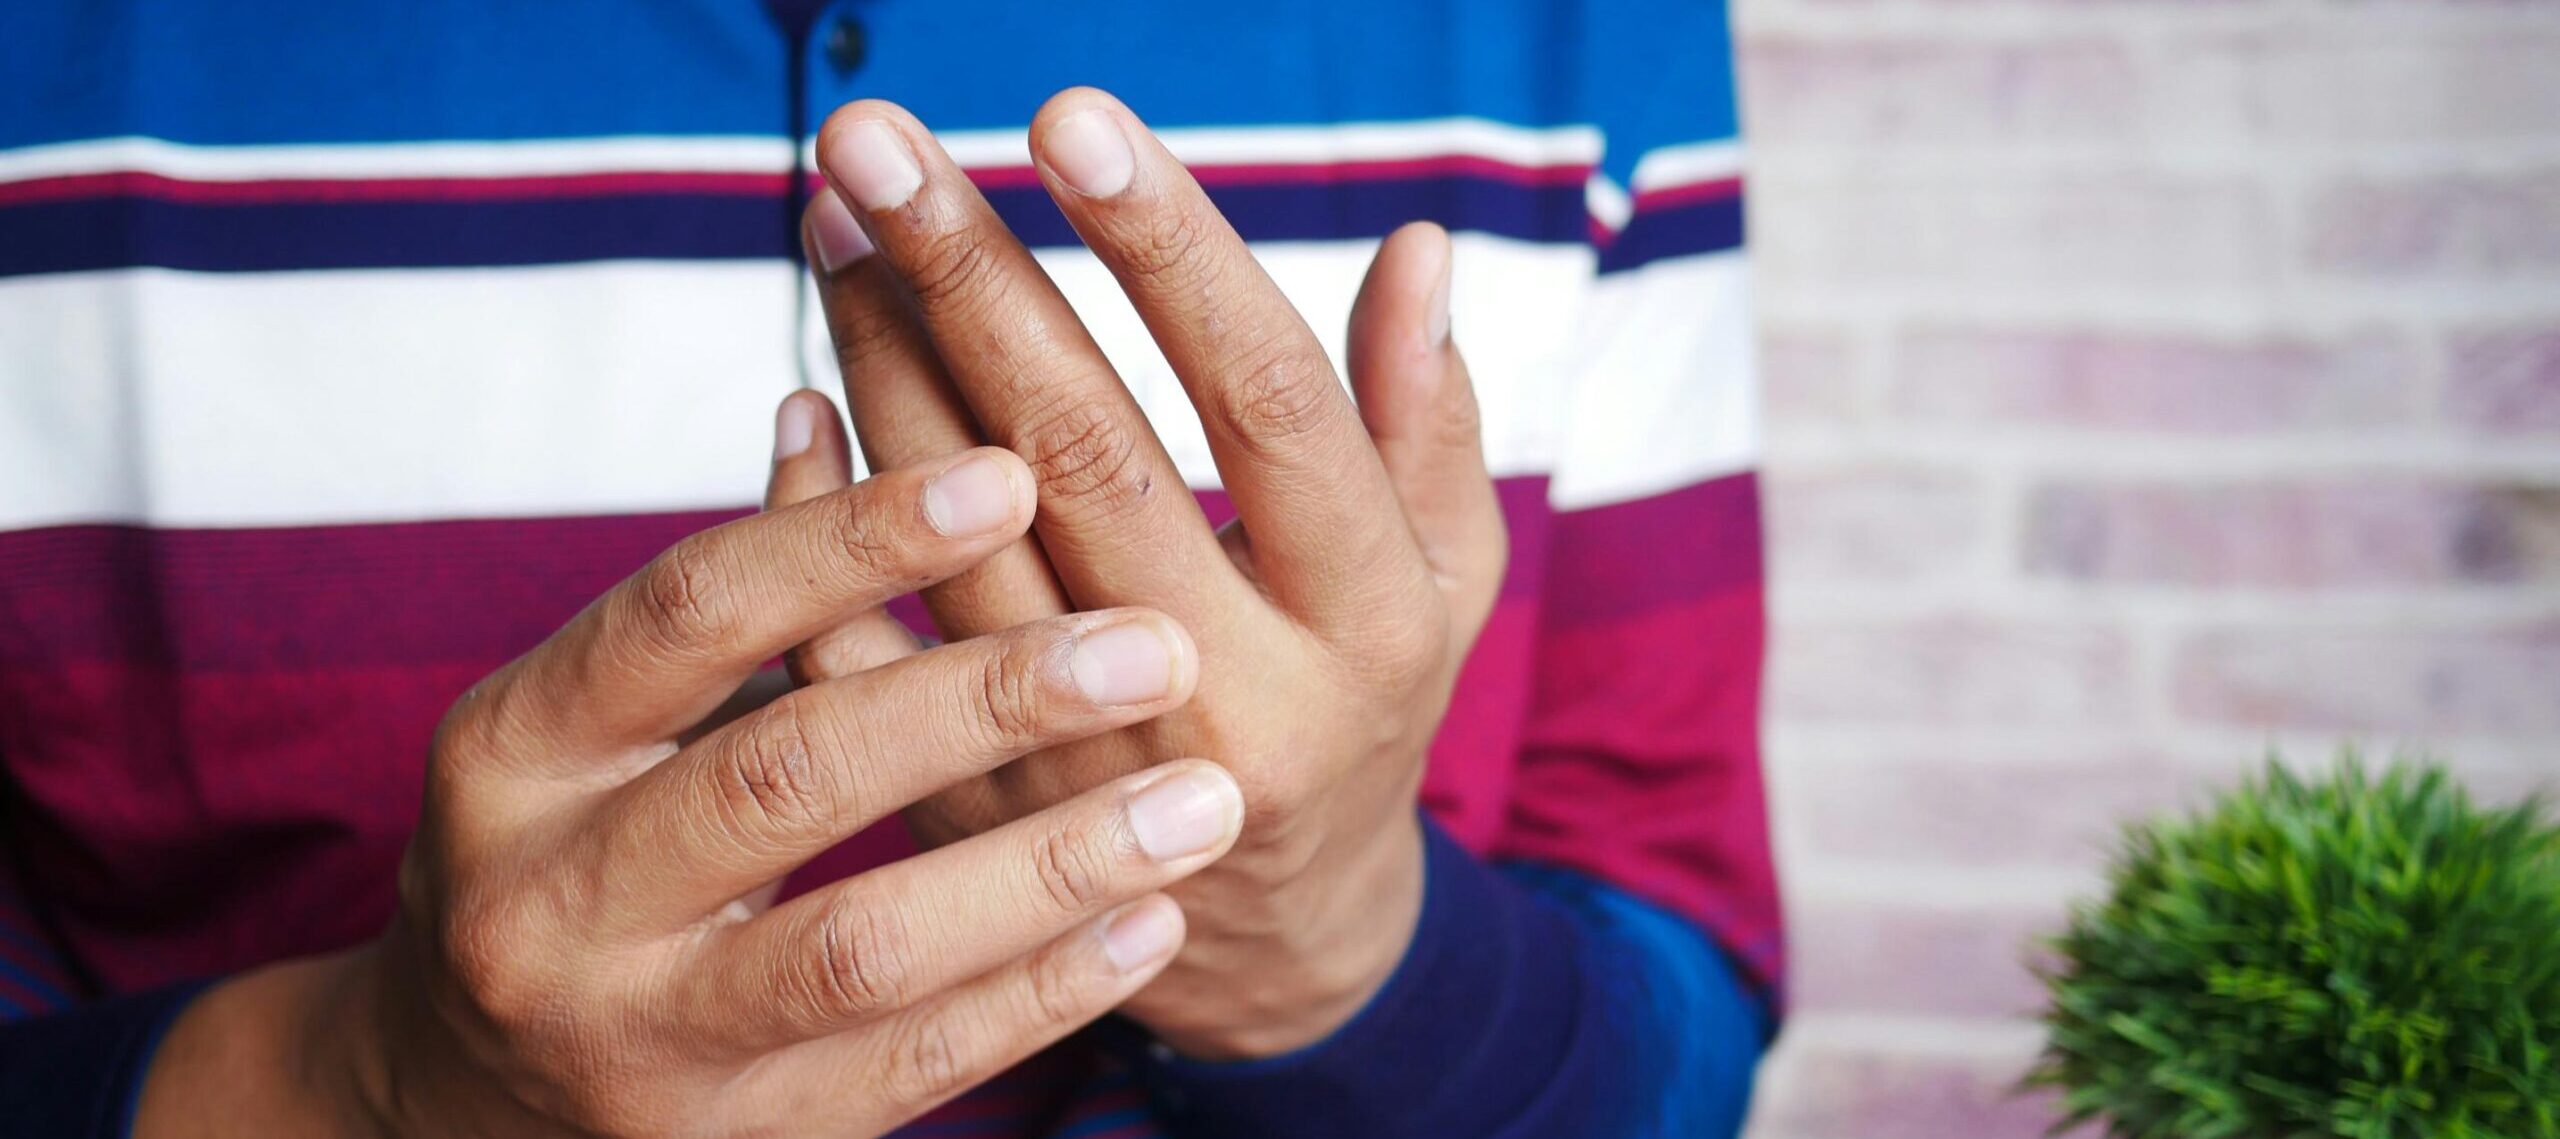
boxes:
[0,1,1774,1134]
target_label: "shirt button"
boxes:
[824,13,868,76]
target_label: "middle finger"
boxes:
[815,101,1230,618]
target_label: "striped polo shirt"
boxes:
[0,3,1775,1135]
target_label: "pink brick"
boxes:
[1767,465,1986,582]
[2448,327,2560,434]
[1740,38,2141,145]
[2024,479,2560,587]
[2304,170,2560,278]
[1790,900,2062,1019]
[1772,618,2137,725]
[1791,753,2192,869]
[2242,34,2560,143]
[1891,327,2417,433]
[1761,325,1863,425]
[2175,624,2560,734]
[1754,174,2276,293]
[1756,1049,2073,1139]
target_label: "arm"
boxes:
[6,423,1246,1139]
[1136,4,1780,1124]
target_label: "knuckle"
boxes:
[900,226,1006,314]
[1219,346,1340,456]
[1014,397,1152,522]
[812,897,916,1020]
[1029,815,1119,914]
[821,487,923,588]
[1022,942,1096,1028]
[1369,605,1449,687]
[440,903,550,1033]
[882,1015,972,1107]
[715,698,842,841]
[1117,208,1220,285]
[633,537,740,658]
[967,643,1050,754]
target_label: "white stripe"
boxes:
[0,135,798,184]
[935,118,1604,171]
[4,243,1748,530]
[1629,139,1747,194]
[0,121,1605,187]
[0,264,802,529]
[1548,251,1760,511]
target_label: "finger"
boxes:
[814,101,1232,617]
[788,894,1186,1129]
[767,388,924,682]
[593,609,1199,930]
[1029,87,1435,633]
[1346,223,1508,641]
[804,189,1070,644]
[678,762,1236,1052]
[493,446,1038,763]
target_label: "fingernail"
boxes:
[922,454,1016,536]
[774,394,817,460]
[1125,766,1240,863]
[1042,110,1135,199]
[1069,620,1176,706]
[1426,239,1454,348]
[832,119,923,211]
[1101,899,1182,974]
[805,189,874,273]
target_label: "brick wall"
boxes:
[1731,0,2560,1134]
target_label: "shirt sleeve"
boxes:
[1120,819,1763,1139]
[0,981,205,1139]
[0,849,206,1139]
[0,856,81,1022]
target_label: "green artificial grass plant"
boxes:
[2031,755,2560,1139]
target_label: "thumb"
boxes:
[1346,222,1507,641]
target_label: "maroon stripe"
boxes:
[0,511,744,669]
[0,469,1729,673]
[4,153,1592,210]
[1544,472,1762,624]
[1631,174,1744,214]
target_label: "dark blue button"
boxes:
[824,13,867,76]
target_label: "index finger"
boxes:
[489,446,1036,765]
[1028,87,1436,632]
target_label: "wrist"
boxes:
[133,950,389,1139]
[1137,811,1426,1059]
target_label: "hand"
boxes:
[133,442,1245,1138]
[779,87,1507,1058]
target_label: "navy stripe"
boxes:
[0,176,1593,278]
[1598,195,1748,275]
[1052,1108,1156,1138]
[0,954,72,1011]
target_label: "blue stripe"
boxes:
[0,176,1596,278]
[1,1,1738,148]
[1501,864,1766,1138]
[1598,195,1749,275]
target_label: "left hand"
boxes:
[772,87,1507,1058]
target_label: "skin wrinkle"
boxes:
[775,89,1499,1059]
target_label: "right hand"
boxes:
[135,436,1242,1138]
